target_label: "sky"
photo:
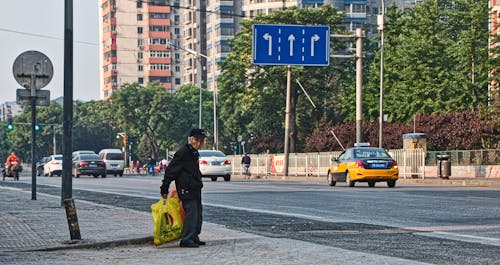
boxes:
[0,0,100,103]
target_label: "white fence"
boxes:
[228,148,426,179]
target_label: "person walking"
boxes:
[160,128,206,248]
[241,153,251,177]
[147,156,156,176]
[135,160,141,174]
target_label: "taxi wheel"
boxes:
[346,172,355,187]
[368,181,376,187]
[211,176,217,181]
[387,180,396,188]
[327,172,336,186]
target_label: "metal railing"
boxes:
[426,149,500,166]
[229,148,427,179]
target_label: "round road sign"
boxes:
[12,50,53,89]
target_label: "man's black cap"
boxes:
[189,128,207,138]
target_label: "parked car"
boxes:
[72,154,106,178]
[98,149,125,176]
[43,155,63,177]
[198,150,232,181]
[36,156,51,176]
[327,144,399,188]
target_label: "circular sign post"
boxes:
[13,50,53,89]
[12,50,53,201]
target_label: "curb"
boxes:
[16,236,154,252]
[232,175,500,187]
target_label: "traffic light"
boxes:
[7,118,13,130]
[129,136,135,145]
[35,124,40,131]
[123,134,128,146]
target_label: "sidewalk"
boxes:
[0,185,431,265]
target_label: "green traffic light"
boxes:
[35,125,40,131]
[7,124,13,130]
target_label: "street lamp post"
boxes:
[378,1,385,148]
[167,41,219,148]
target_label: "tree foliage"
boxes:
[364,0,492,122]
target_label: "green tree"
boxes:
[110,83,194,158]
[365,0,492,122]
[73,100,115,153]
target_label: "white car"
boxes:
[198,150,232,181]
[43,155,63,177]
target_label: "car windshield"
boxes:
[354,148,391,158]
[80,154,101,161]
[54,156,63,160]
[199,151,226,157]
[106,153,124,160]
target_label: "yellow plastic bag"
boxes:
[151,196,183,246]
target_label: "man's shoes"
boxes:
[179,241,199,248]
[195,240,206,245]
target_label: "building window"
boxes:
[149,76,171,83]
[137,14,143,21]
[175,78,181,85]
[138,65,144,71]
[138,77,144,84]
[175,66,180,72]
[137,1,142,8]
[149,38,167,45]
[138,39,144,47]
[138,52,143,59]
[137,27,143,34]
[149,64,170,70]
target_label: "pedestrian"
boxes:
[160,128,207,248]
[158,159,163,173]
[135,160,141,174]
[241,153,251,177]
[147,156,156,176]
[161,157,168,171]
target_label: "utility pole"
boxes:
[355,28,364,143]
[378,0,385,148]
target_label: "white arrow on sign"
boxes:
[263,33,272,56]
[311,34,320,56]
[288,34,295,56]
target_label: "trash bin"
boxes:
[436,155,451,179]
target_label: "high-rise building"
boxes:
[99,0,174,100]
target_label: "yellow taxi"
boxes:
[327,144,398,188]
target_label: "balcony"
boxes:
[148,57,171,64]
[147,70,171,76]
[148,31,170,39]
[146,5,170,13]
[148,18,170,26]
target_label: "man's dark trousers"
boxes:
[181,198,202,243]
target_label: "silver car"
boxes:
[198,150,232,181]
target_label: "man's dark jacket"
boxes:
[161,144,203,200]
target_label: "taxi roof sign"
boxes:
[354,142,370,147]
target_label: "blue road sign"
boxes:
[252,24,330,66]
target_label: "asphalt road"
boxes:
[5,173,500,265]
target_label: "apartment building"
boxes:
[99,0,174,100]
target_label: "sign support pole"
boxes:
[30,75,37,200]
[284,65,291,176]
[62,0,74,206]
